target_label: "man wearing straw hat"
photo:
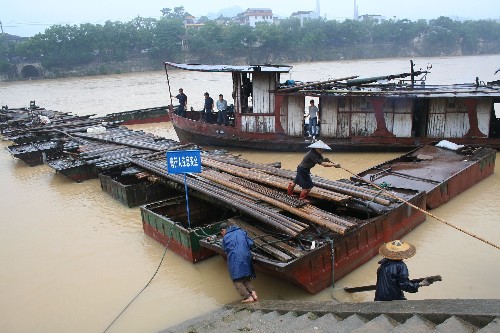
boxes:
[375,240,432,301]
[287,140,340,201]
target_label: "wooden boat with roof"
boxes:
[164,61,500,152]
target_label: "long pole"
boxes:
[164,63,173,106]
[184,173,191,228]
[339,166,500,250]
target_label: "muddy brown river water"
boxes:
[1,55,499,333]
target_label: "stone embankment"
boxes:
[163,299,500,333]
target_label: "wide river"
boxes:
[1,55,499,333]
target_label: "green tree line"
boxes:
[1,6,499,79]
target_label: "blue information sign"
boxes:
[165,150,201,229]
[166,150,202,174]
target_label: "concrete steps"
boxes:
[162,299,500,333]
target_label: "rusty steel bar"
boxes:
[204,155,393,205]
[232,218,304,259]
[132,158,304,237]
[203,157,350,203]
[199,168,350,235]
[199,170,307,232]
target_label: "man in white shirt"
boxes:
[216,94,228,125]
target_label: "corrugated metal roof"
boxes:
[303,84,500,99]
[164,62,292,73]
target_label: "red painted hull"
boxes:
[143,223,216,263]
[105,106,170,126]
[139,136,494,294]
[205,192,427,294]
[169,108,500,152]
[357,145,496,209]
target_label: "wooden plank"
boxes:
[230,218,304,260]
[229,218,293,262]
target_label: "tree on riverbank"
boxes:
[1,13,499,80]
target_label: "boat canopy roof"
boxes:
[164,62,292,73]
[278,74,500,99]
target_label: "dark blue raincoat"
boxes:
[222,226,255,281]
[374,258,420,301]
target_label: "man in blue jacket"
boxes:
[375,240,431,301]
[220,222,258,303]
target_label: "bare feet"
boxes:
[241,296,255,303]
[251,291,259,301]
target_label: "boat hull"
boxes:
[357,145,496,209]
[105,106,170,125]
[99,173,171,207]
[137,141,494,294]
[202,192,427,294]
[140,197,236,263]
[8,141,62,167]
[170,110,500,152]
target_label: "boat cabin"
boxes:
[164,61,500,151]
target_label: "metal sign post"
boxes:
[166,150,202,229]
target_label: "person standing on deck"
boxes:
[171,88,187,117]
[374,240,432,301]
[202,92,214,122]
[287,140,340,201]
[216,94,228,126]
[308,100,319,139]
[220,222,258,303]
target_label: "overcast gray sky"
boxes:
[3,0,500,37]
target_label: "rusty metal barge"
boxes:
[103,106,169,125]
[134,142,496,294]
[1,103,172,174]
[164,61,500,152]
[1,104,495,294]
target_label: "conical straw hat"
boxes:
[379,240,416,260]
[307,140,331,150]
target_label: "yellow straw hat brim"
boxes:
[379,240,416,260]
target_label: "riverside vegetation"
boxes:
[1,6,499,80]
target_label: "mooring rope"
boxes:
[339,166,500,250]
[102,224,175,333]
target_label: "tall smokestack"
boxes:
[316,0,320,18]
[354,0,359,20]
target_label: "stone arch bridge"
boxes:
[16,62,45,78]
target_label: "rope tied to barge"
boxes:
[102,223,177,333]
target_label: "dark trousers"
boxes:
[233,277,254,299]
[217,110,227,125]
[202,109,212,122]
[176,106,186,117]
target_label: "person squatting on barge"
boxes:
[287,140,340,201]
[374,240,432,301]
[220,222,258,303]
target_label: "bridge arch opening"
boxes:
[21,65,40,78]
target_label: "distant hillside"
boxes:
[205,6,244,19]
[2,33,28,42]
